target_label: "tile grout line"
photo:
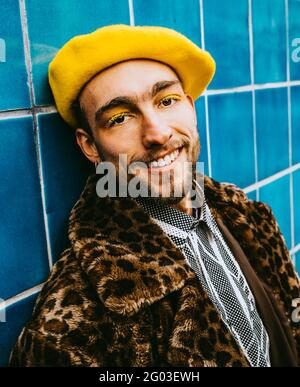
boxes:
[199,0,212,177]
[204,80,300,95]
[248,0,259,201]
[242,162,300,193]
[128,0,135,26]
[19,0,54,271]
[285,0,295,259]
[34,105,57,114]
[0,105,57,120]
[290,243,300,256]
[0,283,44,312]
[0,108,32,119]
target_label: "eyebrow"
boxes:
[95,79,182,125]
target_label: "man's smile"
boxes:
[146,146,184,172]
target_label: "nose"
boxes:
[141,112,172,148]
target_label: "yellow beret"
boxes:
[48,24,216,128]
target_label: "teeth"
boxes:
[165,155,171,164]
[149,148,180,168]
[171,150,178,161]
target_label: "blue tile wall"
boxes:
[291,86,300,165]
[0,2,30,110]
[0,293,38,366]
[37,113,92,261]
[133,0,202,46]
[294,170,300,247]
[255,88,289,180]
[247,191,258,201]
[25,0,130,105]
[0,117,49,300]
[289,0,300,81]
[208,92,255,188]
[203,0,251,89]
[195,97,209,176]
[296,251,300,276]
[1,0,299,367]
[259,175,292,249]
[252,0,287,84]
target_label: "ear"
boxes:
[75,128,100,164]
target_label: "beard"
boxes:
[94,132,200,203]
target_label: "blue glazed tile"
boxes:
[0,293,38,366]
[37,113,92,262]
[0,117,49,300]
[291,86,300,165]
[25,0,130,106]
[252,0,287,84]
[293,169,300,247]
[246,190,258,201]
[255,88,289,180]
[133,0,201,46]
[208,92,256,188]
[296,251,300,276]
[0,2,30,110]
[289,0,300,81]
[203,0,251,89]
[259,175,291,249]
[195,97,209,176]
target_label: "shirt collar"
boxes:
[134,179,207,234]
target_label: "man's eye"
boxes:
[159,95,181,107]
[106,112,132,128]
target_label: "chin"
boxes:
[147,174,191,199]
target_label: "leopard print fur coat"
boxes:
[9,173,300,367]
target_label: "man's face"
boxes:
[77,59,200,203]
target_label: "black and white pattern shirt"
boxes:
[135,183,271,367]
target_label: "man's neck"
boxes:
[170,195,193,216]
[169,178,204,216]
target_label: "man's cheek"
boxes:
[99,140,127,161]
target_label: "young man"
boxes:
[9,24,300,367]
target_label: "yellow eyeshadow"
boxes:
[106,111,130,127]
[104,95,182,127]
[162,94,182,99]
[159,94,182,105]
